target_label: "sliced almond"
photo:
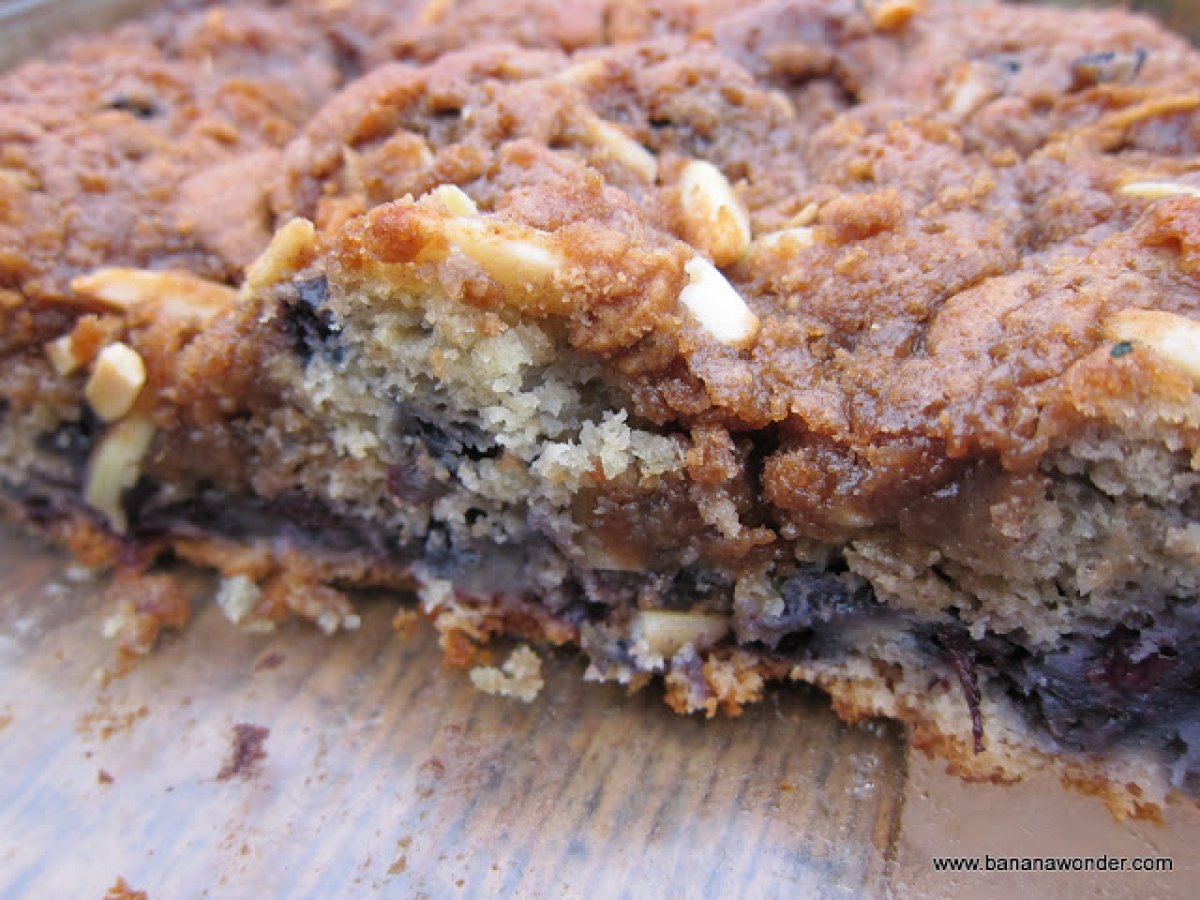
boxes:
[869,0,926,30]
[632,610,731,659]
[678,160,752,267]
[1119,181,1200,201]
[555,58,610,90]
[679,256,760,347]
[439,217,568,309]
[428,184,479,218]
[947,62,999,118]
[1104,308,1200,385]
[750,226,816,257]
[580,113,658,184]
[84,415,156,534]
[246,218,318,293]
[45,334,83,377]
[768,91,796,120]
[786,202,820,229]
[0,167,40,191]
[69,268,237,322]
[85,342,146,422]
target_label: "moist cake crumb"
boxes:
[469,645,546,702]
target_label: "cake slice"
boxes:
[4,0,1200,821]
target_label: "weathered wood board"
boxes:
[1,522,1198,898]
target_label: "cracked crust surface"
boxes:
[4,0,1200,821]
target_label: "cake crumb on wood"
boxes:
[469,645,545,702]
[104,878,147,900]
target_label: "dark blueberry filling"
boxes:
[103,94,161,120]
[1,477,84,526]
[35,409,101,473]
[386,405,502,504]
[114,470,1200,785]
[396,403,500,466]
[1002,611,1200,792]
[580,620,638,680]
[421,520,484,576]
[661,567,736,611]
[727,565,1200,787]
[282,275,341,362]
[10,408,1200,792]
[386,459,447,505]
[127,484,398,558]
[2,411,103,525]
[735,564,877,649]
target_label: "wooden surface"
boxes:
[0,522,909,898]
[0,2,1198,897]
[1,522,1198,899]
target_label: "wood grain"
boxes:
[0,522,909,898]
[4,529,1196,900]
[892,753,1200,899]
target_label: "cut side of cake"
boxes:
[3,0,1200,820]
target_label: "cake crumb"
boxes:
[98,769,114,785]
[104,877,147,900]
[469,645,544,702]
[77,700,148,741]
[102,572,190,657]
[391,608,421,636]
[216,723,269,781]
[388,836,413,877]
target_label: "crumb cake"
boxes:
[3,0,1200,820]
